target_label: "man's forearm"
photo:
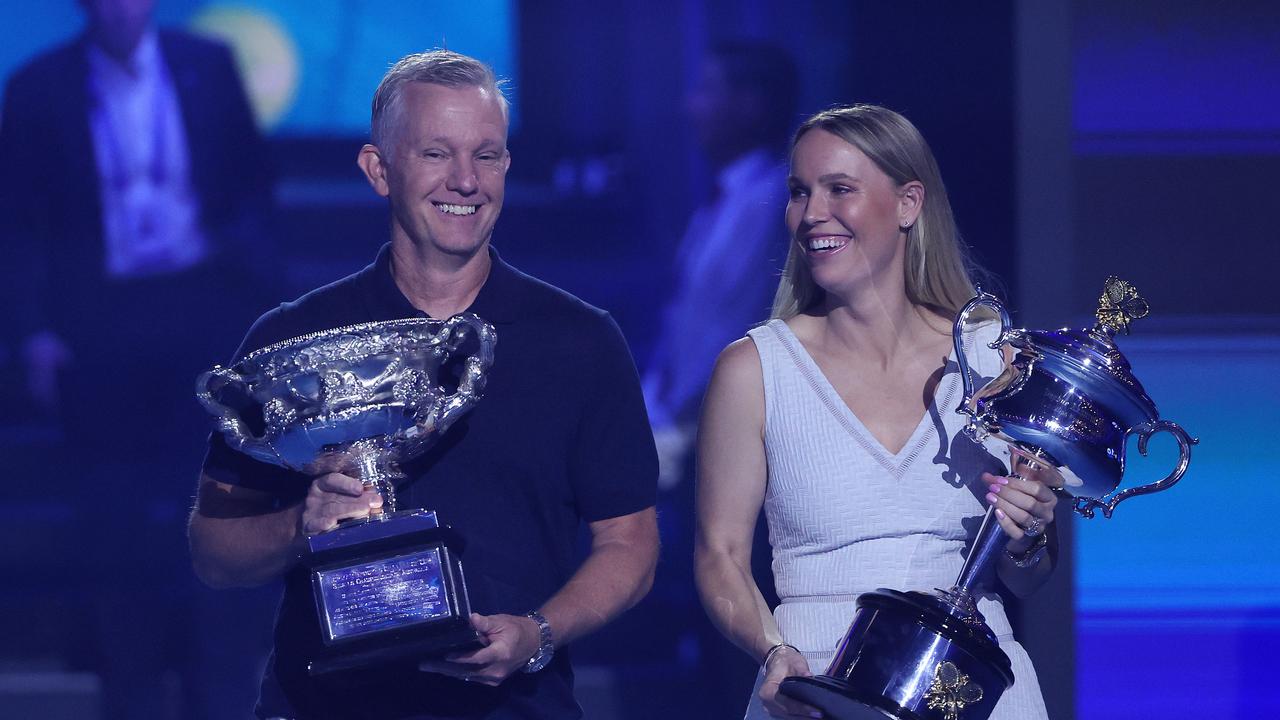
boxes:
[538,512,658,648]
[189,500,304,589]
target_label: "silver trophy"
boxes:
[196,313,496,675]
[781,278,1196,720]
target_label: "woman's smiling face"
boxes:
[785,128,918,299]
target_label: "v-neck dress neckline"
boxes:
[767,319,962,480]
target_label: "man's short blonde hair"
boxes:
[370,49,509,152]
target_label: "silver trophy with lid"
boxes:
[781,278,1196,720]
[197,313,496,675]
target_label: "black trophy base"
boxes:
[779,676,903,720]
[304,509,483,676]
[778,589,1013,720]
[307,620,481,676]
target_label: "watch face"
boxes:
[525,649,551,673]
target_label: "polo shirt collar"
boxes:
[360,243,522,325]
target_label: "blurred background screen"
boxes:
[0,0,519,136]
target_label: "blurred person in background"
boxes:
[1,0,274,421]
[0,0,276,717]
[695,105,1055,719]
[643,40,797,488]
[636,39,798,718]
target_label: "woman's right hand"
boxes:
[759,645,822,719]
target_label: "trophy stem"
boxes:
[955,505,1007,596]
[351,440,398,516]
[938,505,1008,620]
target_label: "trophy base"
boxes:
[778,589,1012,720]
[307,622,482,676]
[778,676,902,720]
[304,509,482,676]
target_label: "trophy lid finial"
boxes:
[1094,276,1149,336]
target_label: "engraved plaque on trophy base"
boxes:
[304,510,482,675]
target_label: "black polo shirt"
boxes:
[202,244,658,720]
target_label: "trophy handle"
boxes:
[1074,420,1198,518]
[953,288,1012,425]
[195,366,259,447]
[424,314,498,435]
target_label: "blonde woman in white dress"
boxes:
[695,105,1056,720]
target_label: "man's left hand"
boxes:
[418,613,541,686]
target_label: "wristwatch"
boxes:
[522,610,554,673]
[1006,532,1049,569]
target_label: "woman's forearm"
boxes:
[695,544,780,663]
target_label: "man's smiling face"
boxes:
[376,82,510,261]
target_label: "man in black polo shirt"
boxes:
[188,50,660,720]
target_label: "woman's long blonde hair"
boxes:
[772,104,986,320]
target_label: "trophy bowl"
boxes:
[951,277,1196,518]
[781,278,1196,720]
[197,313,496,675]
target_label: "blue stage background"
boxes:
[2,1,1277,719]
[1073,335,1280,719]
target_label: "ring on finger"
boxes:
[1022,517,1045,538]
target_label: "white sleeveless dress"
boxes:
[741,319,1049,720]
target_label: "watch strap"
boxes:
[522,610,554,673]
[1006,531,1049,568]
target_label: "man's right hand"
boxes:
[300,473,383,536]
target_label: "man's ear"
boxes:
[357,144,391,198]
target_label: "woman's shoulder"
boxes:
[716,335,763,377]
[704,336,767,429]
[709,330,774,402]
[742,316,810,361]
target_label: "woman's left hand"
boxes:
[982,461,1058,553]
